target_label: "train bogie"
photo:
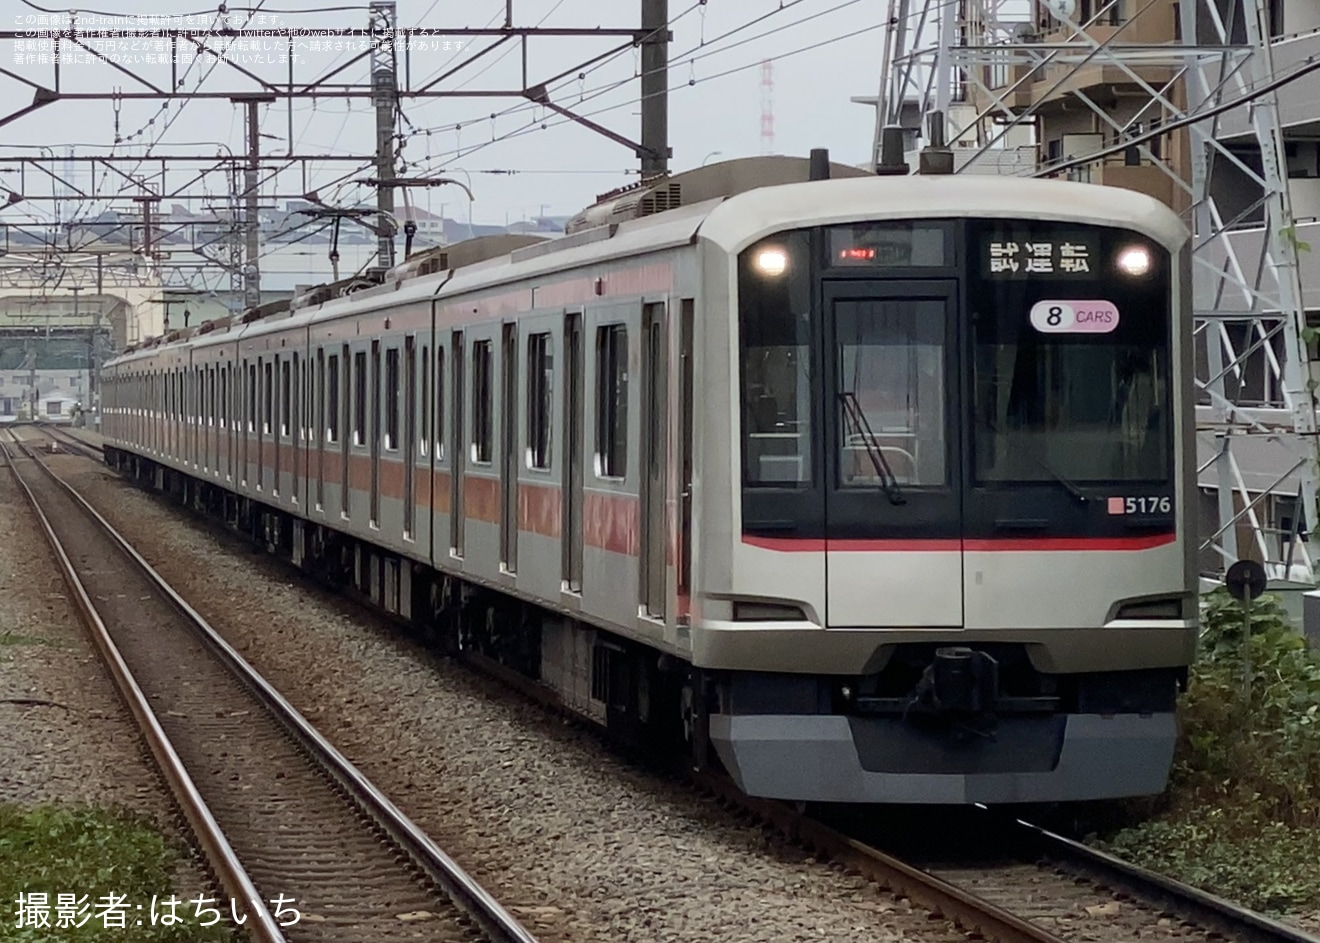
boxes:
[102,156,1198,805]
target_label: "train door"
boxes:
[316,348,325,509]
[500,324,519,572]
[274,355,283,495]
[291,354,300,503]
[370,340,381,526]
[450,330,466,556]
[340,346,351,517]
[246,359,256,487]
[677,299,695,620]
[640,302,667,619]
[822,280,964,627]
[226,363,234,482]
[404,336,416,540]
[562,312,584,592]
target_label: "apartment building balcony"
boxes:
[969,51,1178,115]
[1198,211,1320,312]
[1048,153,1180,207]
[1213,28,1320,140]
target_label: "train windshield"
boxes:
[736,216,1177,544]
[967,220,1172,484]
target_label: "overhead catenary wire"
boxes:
[406,0,815,143]
[400,19,886,178]
[27,0,754,227]
[12,1,873,296]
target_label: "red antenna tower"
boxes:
[759,59,775,155]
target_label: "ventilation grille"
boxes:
[639,183,681,217]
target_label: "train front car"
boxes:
[693,177,1196,805]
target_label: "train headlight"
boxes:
[1116,245,1151,277]
[754,247,789,277]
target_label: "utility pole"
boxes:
[234,94,274,310]
[640,0,670,177]
[370,2,399,275]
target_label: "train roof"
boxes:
[107,158,1188,368]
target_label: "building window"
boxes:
[596,324,628,478]
[527,331,553,469]
[472,340,493,464]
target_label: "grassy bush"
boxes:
[1102,589,1320,912]
[0,803,231,942]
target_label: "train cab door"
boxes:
[823,279,964,628]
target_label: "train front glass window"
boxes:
[836,298,946,488]
[738,231,813,488]
[969,221,1172,484]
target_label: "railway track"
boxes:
[457,647,1320,943]
[31,419,104,462]
[701,775,1320,943]
[0,432,540,943]
[44,435,1320,943]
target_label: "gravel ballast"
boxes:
[0,450,213,906]
[59,458,986,943]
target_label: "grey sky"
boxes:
[1,0,885,228]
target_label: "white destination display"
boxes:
[1029,300,1120,334]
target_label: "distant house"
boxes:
[37,391,78,421]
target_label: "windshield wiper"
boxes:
[1032,456,1089,506]
[838,391,906,506]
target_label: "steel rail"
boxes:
[686,770,1068,943]
[1013,817,1320,943]
[0,433,289,943]
[34,423,104,461]
[446,645,1065,943]
[17,437,542,943]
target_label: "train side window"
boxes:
[472,340,493,464]
[264,359,274,435]
[385,346,400,451]
[327,354,339,442]
[294,353,302,440]
[421,345,430,456]
[436,345,446,461]
[595,324,628,479]
[248,364,257,432]
[353,350,367,446]
[281,359,291,437]
[527,331,553,470]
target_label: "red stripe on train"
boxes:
[742,534,1177,552]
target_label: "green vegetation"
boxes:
[0,803,231,942]
[1102,589,1320,913]
[0,632,54,648]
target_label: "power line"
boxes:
[403,19,885,176]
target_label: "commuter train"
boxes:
[100,155,1197,805]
